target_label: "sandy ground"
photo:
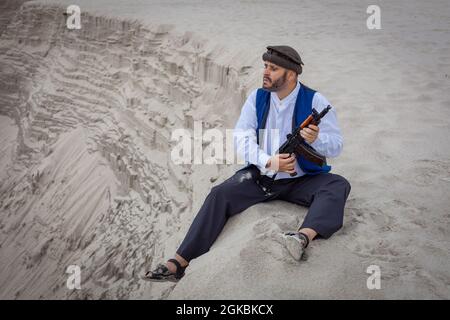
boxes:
[0,0,449,299]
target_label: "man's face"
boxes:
[262,61,288,92]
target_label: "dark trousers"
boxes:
[177,165,351,262]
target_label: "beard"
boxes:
[262,71,288,92]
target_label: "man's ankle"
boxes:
[175,254,189,267]
[167,256,189,273]
[297,228,317,243]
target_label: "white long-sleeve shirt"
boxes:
[233,81,343,179]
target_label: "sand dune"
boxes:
[0,0,449,299]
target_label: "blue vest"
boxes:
[255,82,331,175]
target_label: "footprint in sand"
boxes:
[341,198,428,263]
[410,159,450,187]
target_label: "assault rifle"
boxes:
[278,105,332,176]
[256,105,332,194]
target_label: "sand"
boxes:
[0,0,449,299]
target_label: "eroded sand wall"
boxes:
[0,2,245,299]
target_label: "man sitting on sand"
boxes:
[144,45,351,282]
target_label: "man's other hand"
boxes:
[266,153,296,174]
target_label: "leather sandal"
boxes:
[142,258,187,282]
